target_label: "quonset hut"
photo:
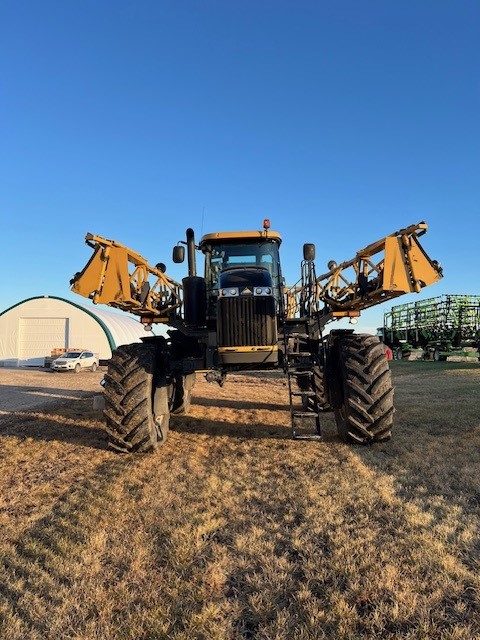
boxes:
[0,295,157,367]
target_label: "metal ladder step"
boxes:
[282,324,322,440]
[291,411,322,439]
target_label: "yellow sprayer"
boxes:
[71,220,442,452]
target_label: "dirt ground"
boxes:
[0,367,106,414]
[0,362,479,639]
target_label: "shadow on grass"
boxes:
[0,389,343,451]
[173,413,291,440]
[0,401,323,448]
[172,412,341,443]
[0,400,108,451]
[192,396,289,411]
[0,384,101,412]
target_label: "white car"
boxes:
[51,350,99,373]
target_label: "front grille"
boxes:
[217,296,277,347]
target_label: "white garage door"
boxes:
[18,317,68,365]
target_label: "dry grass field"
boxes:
[0,362,479,639]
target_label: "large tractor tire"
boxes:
[331,334,394,444]
[103,343,171,453]
[311,365,331,411]
[171,373,196,415]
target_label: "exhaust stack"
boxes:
[186,228,197,277]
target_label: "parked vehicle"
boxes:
[51,350,99,372]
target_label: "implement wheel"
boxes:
[434,348,447,362]
[331,334,394,444]
[103,343,171,453]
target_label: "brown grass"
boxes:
[0,362,479,639]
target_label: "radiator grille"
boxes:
[218,297,277,347]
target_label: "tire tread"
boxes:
[334,333,394,443]
[103,343,166,453]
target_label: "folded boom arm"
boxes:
[285,222,443,321]
[70,233,183,322]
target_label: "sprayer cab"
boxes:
[171,225,284,329]
[200,228,282,289]
[198,229,282,332]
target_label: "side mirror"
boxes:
[303,243,315,261]
[173,246,185,264]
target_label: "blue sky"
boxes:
[1,0,479,333]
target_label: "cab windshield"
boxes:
[205,240,281,291]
